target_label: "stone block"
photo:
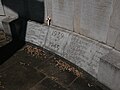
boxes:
[98,50,120,90]
[106,27,120,47]
[0,0,5,15]
[64,33,112,77]
[45,27,69,54]
[26,21,48,46]
[2,16,18,35]
[79,0,113,42]
[52,0,74,31]
[110,0,120,29]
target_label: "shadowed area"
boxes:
[0,0,45,64]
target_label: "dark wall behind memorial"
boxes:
[2,0,44,23]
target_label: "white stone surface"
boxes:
[110,0,120,29]
[26,21,48,46]
[64,33,111,77]
[106,27,120,47]
[79,0,113,42]
[90,44,111,77]
[0,0,5,15]
[98,50,120,90]
[45,27,69,54]
[52,0,74,31]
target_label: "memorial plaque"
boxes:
[64,34,111,77]
[52,0,74,31]
[26,21,48,46]
[0,0,5,15]
[45,27,69,54]
[79,0,113,42]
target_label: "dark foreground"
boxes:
[0,38,109,90]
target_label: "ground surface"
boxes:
[0,34,109,90]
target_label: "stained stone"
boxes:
[26,21,48,46]
[45,27,69,54]
[52,0,74,31]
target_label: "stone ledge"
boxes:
[98,50,120,90]
[2,16,18,35]
[101,50,120,69]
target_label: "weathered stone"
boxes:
[0,0,5,15]
[64,33,111,77]
[115,34,120,51]
[98,50,120,90]
[106,27,120,47]
[110,0,120,30]
[45,27,69,54]
[26,21,48,46]
[52,0,74,31]
[79,0,113,42]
